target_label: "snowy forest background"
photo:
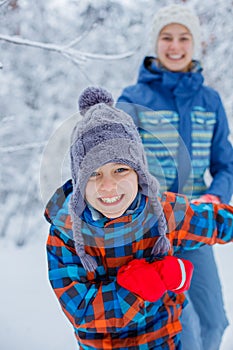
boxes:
[0,0,233,349]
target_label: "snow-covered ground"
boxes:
[0,226,232,350]
[0,230,77,350]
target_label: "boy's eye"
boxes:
[115,167,130,173]
[90,171,100,178]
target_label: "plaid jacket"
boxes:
[45,180,233,350]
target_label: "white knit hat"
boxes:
[151,4,201,58]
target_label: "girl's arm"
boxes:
[208,96,233,203]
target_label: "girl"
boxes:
[117,5,233,349]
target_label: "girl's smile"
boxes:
[157,23,194,72]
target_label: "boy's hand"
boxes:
[117,256,194,302]
[117,259,166,302]
[152,256,194,294]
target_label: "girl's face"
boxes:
[85,162,138,219]
[157,23,194,72]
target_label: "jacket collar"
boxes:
[138,56,204,95]
[82,193,146,228]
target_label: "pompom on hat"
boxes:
[151,4,201,58]
[69,86,170,271]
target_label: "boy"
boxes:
[45,86,233,349]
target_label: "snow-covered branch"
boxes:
[0,34,135,64]
[0,0,10,7]
[62,22,98,50]
[0,141,46,153]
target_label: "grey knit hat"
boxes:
[151,4,201,58]
[69,86,170,271]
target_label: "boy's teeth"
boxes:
[101,195,121,203]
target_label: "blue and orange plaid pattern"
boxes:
[45,180,233,349]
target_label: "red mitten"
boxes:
[117,259,166,302]
[152,256,194,294]
[191,194,220,204]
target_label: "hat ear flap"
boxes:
[69,199,98,272]
[150,197,170,256]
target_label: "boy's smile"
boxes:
[100,194,122,204]
[85,162,138,219]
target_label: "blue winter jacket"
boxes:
[117,57,233,203]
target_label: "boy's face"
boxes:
[156,23,194,72]
[85,162,138,219]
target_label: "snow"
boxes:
[0,233,232,349]
[0,234,77,350]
